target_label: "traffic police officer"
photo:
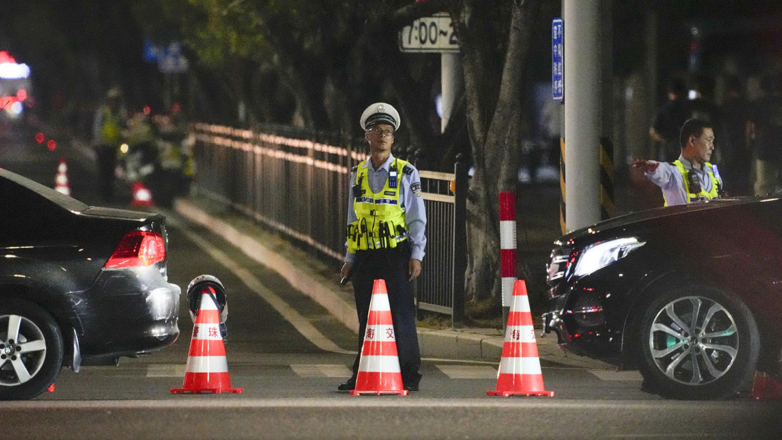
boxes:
[338,102,427,392]
[92,88,127,201]
[633,118,723,206]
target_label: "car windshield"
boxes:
[0,167,89,212]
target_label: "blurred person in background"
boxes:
[721,76,754,195]
[92,88,127,201]
[752,74,782,196]
[687,73,727,165]
[650,77,691,162]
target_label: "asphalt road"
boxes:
[1,117,781,439]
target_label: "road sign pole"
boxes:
[399,13,461,134]
[441,53,462,133]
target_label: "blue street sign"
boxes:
[158,42,189,74]
[552,18,564,102]
[143,40,159,63]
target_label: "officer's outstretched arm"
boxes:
[631,159,659,172]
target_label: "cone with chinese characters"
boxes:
[171,285,242,394]
[487,280,554,397]
[351,279,407,396]
[54,160,71,197]
[751,371,782,401]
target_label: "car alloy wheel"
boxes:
[638,285,759,400]
[0,299,63,400]
[0,314,48,386]
[649,296,738,386]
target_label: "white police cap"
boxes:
[360,102,400,131]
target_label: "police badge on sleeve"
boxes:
[411,182,422,197]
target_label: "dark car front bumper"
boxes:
[542,310,570,343]
[73,265,181,358]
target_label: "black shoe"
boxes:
[337,378,356,391]
[404,383,419,392]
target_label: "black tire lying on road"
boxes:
[638,285,760,400]
[0,299,64,400]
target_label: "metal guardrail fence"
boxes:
[190,123,467,326]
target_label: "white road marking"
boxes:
[168,216,352,355]
[0,399,752,410]
[146,364,186,378]
[290,364,353,378]
[436,365,497,379]
[588,370,644,381]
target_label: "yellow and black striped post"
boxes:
[560,137,566,234]
[599,137,614,220]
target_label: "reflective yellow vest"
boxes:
[99,106,123,145]
[664,160,721,206]
[347,158,409,252]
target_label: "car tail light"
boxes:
[104,231,166,268]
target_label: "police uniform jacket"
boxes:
[644,155,723,206]
[345,154,427,263]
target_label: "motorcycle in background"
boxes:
[115,110,194,207]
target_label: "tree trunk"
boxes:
[453,0,541,302]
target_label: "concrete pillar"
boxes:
[564,0,602,230]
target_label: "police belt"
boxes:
[366,230,408,249]
[347,221,409,250]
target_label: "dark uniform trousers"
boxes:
[95,144,117,201]
[351,241,422,386]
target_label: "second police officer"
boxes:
[338,102,427,392]
[633,118,723,206]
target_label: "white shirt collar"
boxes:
[363,154,394,172]
[678,155,707,172]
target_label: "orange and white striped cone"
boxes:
[131,181,154,206]
[54,160,71,197]
[351,279,408,396]
[171,286,242,394]
[488,280,554,397]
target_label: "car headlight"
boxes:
[572,238,645,277]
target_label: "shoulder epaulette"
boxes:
[402,164,414,176]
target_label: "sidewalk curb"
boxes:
[417,329,503,360]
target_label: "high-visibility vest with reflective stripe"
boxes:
[664,160,720,206]
[348,158,409,252]
[99,106,123,145]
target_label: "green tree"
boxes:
[133,0,543,304]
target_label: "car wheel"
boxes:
[0,299,64,400]
[637,285,760,400]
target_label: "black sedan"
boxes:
[0,168,180,400]
[544,197,782,400]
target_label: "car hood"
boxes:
[79,206,164,222]
[557,197,763,247]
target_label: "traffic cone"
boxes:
[351,279,408,396]
[171,285,242,394]
[487,280,554,397]
[131,181,154,206]
[750,371,782,400]
[54,160,71,196]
